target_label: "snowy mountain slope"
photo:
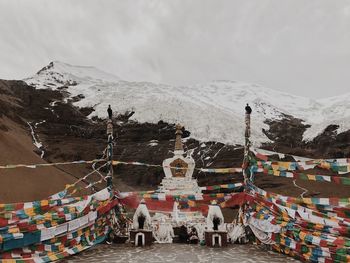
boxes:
[24,61,120,89]
[320,93,350,126]
[24,61,350,145]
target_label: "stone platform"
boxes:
[63,243,299,263]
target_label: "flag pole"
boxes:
[106,119,114,189]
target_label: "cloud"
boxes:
[0,0,350,98]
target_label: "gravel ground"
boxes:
[63,243,299,263]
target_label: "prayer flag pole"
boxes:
[107,119,114,189]
[243,103,252,183]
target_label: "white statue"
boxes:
[206,201,225,231]
[172,201,180,222]
[133,200,152,230]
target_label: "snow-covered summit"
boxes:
[24,61,120,89]
[24,62,350,145]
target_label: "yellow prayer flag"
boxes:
[302,198,312,205]
[320,162,331,169]
[307,174,316,181]
[24,208,35,216]
[278,162,291,169]
[8,227,20,234]
[48,254,58,260]
[272,164,279,170]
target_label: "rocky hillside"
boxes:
[0,73,349,203]
[0,80,80,203]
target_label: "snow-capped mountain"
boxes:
[24,61,120,88]
[24,61,350,145]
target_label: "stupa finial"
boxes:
[174,124,184,152]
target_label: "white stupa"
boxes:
[157,124,202,196]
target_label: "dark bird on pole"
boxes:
[107,105,113,119]
[245,103,252,114]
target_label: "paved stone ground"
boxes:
[63,244,299,263]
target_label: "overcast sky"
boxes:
[0,0,349,98]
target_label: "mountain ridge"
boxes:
[23,61,350,145]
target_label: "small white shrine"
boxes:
[130,200,153,246]
[206,201,225,231]
[204,201,228,247]
[157,124,202,196]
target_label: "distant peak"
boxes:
[36,61,55,75]
[50,60,99,69]
[37,61,99,73]
[33,61,121,82]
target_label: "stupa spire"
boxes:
[174,124,184,152]
[159,123,200,194]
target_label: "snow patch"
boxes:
[27,121,45,159]
[149,140,159,147]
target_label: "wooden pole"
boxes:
[243,104,252,184]
[107,119,114,189]
[237,104,252,242]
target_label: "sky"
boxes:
[0,0,350,98]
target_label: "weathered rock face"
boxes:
[310,125,350,157]
[262,115,350,158]
[262,115,310,148]
[0,79,349,200]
